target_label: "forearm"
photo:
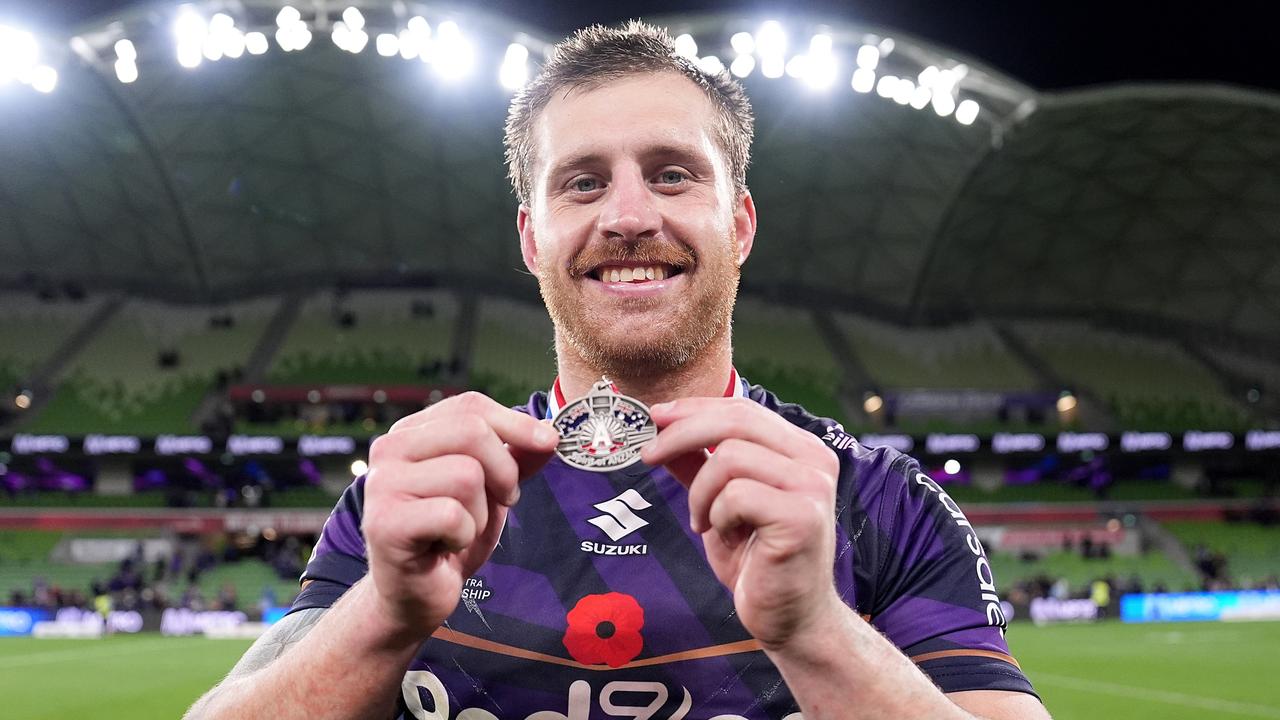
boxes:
[765,599,974,720]
[186,579,423,720]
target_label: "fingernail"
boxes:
[651,401,673,413]
[535,426,558,446]
[507,485,521,505]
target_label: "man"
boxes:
[187,21,1049,720]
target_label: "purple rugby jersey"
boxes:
[291,382,1038,719]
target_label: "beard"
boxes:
[538,231,740,381]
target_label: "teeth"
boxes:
[597,265,671,282]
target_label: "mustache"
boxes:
[567,238,696,278]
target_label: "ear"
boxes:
[733,190,757,266]
[517,204,538,274]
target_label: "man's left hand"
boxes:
[640,397,844,650]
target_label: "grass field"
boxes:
[0,621,1277,718]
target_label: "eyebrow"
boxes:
[546,143,713,182]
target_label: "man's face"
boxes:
[518,72,756,379]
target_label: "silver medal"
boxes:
[551,378,657,472]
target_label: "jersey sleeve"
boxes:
[289,476,370,614]
[866,454,1039,698]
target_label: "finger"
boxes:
[707,480,822,552]
[367,496,478,556]
[390,392,560,454]
[371,416,522,505]
[509,440,557,483]
[686,439,827,533]
[393,454,490,538]
[642,398,830,470]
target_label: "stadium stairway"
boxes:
[188,293,297,431]
[994,323,1116,430]
[12,297,123,429]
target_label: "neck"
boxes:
[553,332,734,406]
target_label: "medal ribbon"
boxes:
[545,368,745,420]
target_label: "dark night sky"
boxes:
[1,0,1275,93]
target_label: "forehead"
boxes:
[533,72,723,169]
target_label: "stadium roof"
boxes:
[0,3,1277,355]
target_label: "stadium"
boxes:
[1,1,1278,718]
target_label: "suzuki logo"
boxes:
[587,489,652,541]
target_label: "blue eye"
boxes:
[658,170,686,184]
[573,177,599,192]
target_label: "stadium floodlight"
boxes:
[730,31,754,55]
[674,33,698,60]
[784,54,806,79]
[210,12,234,34]
[398,30,419,60]
[918,65,939,88]
[875,74,897,98]
[955,98,980,125]
[350,459,369,477]
[203,34,224,62]
[333,22,368,54]
[342,7,365,32]
[245,31,268,55]
[276,6,301,29]
[944,459,961,475]
[809,33,832,55]
[933,67,958,93]
[760,54,784,79]
[433,21,473,79]
[729,53,754,78]
[114,39,137,62]
[499,42,529,90]
[224,30,246,59]
[804,34,836,89]
[892,77,913,105]
[855,44,879,70]
[909,84,931,109]
[174,9,207,46]
[851,67,875,93]
[115,58,138,83]
[877,37,895,55]
[178,43,202,67]
[755,21,786,57]
[931,91,956,116]
[30,64,57,93]
[698,55,724,76]
[174,8,207,67]
[332,21,350,50]
[376,33,399,57]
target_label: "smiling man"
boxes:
[187,21,1049,720]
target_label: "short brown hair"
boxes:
[504,20,754,207]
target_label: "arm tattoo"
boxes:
[184,608,328,718]
[225,607,328,680]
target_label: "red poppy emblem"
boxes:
[563,592,645,667]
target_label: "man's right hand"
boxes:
[361,392,559,638]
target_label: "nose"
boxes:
[595,166,661,242]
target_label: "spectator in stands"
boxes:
[216,583,239,612]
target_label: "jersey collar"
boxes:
[545,367,746,419]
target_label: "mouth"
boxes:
[586,263,685,284]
